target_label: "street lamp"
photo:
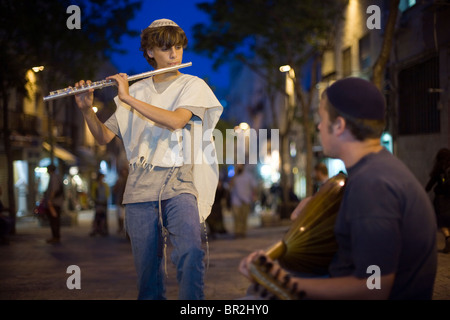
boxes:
[279,65,295,103]
[32,66,45,73]
[233,122,251,164]
[238,122,250,131]
[279,65,291,72]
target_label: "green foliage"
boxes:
[193,0,347,71]
[193,0,348,197]
[0,0,142,95]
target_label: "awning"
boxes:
[43,142,77,165]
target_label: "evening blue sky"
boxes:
[109,0,230,94]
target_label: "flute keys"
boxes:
[48,80,109,98]
[61,88,73,94]
[43,62,192,102]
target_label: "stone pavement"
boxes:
[0,209,449,301]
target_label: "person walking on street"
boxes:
[113,167,128,234]
[426,148,450,253]
[74,18,222,300]
[206,177,228,239]
[230,164,257,238]
[239,77,437,300]
[45,164,64,244]
[90,173,110,237]
[290,162,330,221]
[312,162,329,194]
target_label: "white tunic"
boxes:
[113,74,223,221]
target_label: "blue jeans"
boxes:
[125,193,205,300]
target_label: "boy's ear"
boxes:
[147,49,153,58]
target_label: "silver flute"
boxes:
[43,62,192,102]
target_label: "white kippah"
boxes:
[148,19,179,28]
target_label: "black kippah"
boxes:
[325,77,386,120]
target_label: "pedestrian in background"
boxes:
[426,148,450,253]
[113,167,128,234]
[230,164,257,238]
[290,162,330,221]
[45,164,64,244]
[90,172,110,237]
[206,177,228,239]
[313,162,329,194]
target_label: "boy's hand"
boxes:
[107,73,130,102]
[74,80,94,112]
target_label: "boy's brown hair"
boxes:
[140,26,188,68]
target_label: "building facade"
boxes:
[0,62,120,218]
[321,0,450,186]
[223,0,450,203]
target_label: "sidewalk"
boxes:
[0,209,287,300]
[0,209,449,300]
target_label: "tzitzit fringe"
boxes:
[158,166,175,278]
